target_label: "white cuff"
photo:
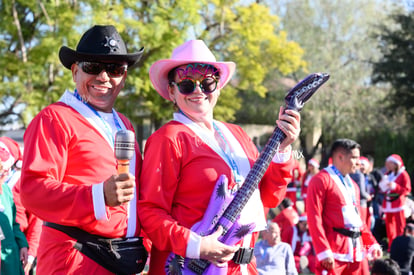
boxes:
[92,182,109,221]
[186,231,202,259]
[28,255,35,264]
[390,182,397,190]
[317,249,334,261]
[368,243,382,254]
[272,145,292,163]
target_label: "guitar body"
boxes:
[166,73,330,275]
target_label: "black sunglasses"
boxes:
[78,62,127,77]
[171,76,219,95]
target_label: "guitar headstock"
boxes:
[284,73,330,112]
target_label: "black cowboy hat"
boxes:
[59,25,144,70]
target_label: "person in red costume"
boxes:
[306,138,382,275]
[12,179,42,275]
[0,136,23,189]
[139,39,301,275]
[20,25,146,274]
[379,154,412,250]
[283,213,316,273]
[285,159,302,209]
[272,198,299,242]
[301,158,320,210]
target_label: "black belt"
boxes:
[333,227,361,239]
[232,247,254,264]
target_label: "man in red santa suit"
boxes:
[20,25,145,274]
[283,213,316,274]
[379,154,411,250]
[306,138,382,275]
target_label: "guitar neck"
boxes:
[221,127,286,223]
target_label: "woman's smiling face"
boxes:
[168,64,220,122]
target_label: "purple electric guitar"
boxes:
[166,72,330,275]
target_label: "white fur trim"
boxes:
[272,145,292,163]
[186,231,202,259]
[92,182,109,221]
[308,159,320,168]
[387,155,402,167]
[317,249,334,261]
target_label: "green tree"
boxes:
[266,0,401,164]
[372,10,414,119]
[1,0,305,142]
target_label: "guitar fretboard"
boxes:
[222,128,286,223]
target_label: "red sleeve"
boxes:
[393,171,411,196]
[138,129,190,256]
[282,225,294,244]
[20,107,94,224]
[306,173,331,256]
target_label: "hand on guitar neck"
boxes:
[276,106,301,152]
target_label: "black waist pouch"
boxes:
[45,222,148,275]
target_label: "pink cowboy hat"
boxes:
[149,40,236,101]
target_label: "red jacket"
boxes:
[306,167,379,263]
[381,167,411,213]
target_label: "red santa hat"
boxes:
[0,147,12,171]
[0,137,23,168]
[386,154,404,168]
[308,158,320,169]
[298,213,307,222]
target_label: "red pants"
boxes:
[385,210,405,249]
[315,260,361,275]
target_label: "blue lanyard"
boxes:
[177,110,243,183]
[331,165,357,205]
[73,90,122,144]
[212,122,243,184]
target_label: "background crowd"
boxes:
[261,148,413,275]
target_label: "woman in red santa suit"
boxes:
[139,40,301,275]
[306,139,382,275]
[379,154,412,250]
[301,158,320,210]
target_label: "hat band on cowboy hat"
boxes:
[149,40,236,101]
[59,25,144,70]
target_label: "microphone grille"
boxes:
[114,130,135,160]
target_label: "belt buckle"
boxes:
[232,247,254,264]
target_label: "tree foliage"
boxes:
[264,0,403,163]
[372,10,414,119]
[0,0,306,134]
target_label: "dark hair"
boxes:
[329,138,361,158]
[405,223,414,233]
[371,258,400,275]
[366,154,374,164]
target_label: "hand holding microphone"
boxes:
[104,130,136,207]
